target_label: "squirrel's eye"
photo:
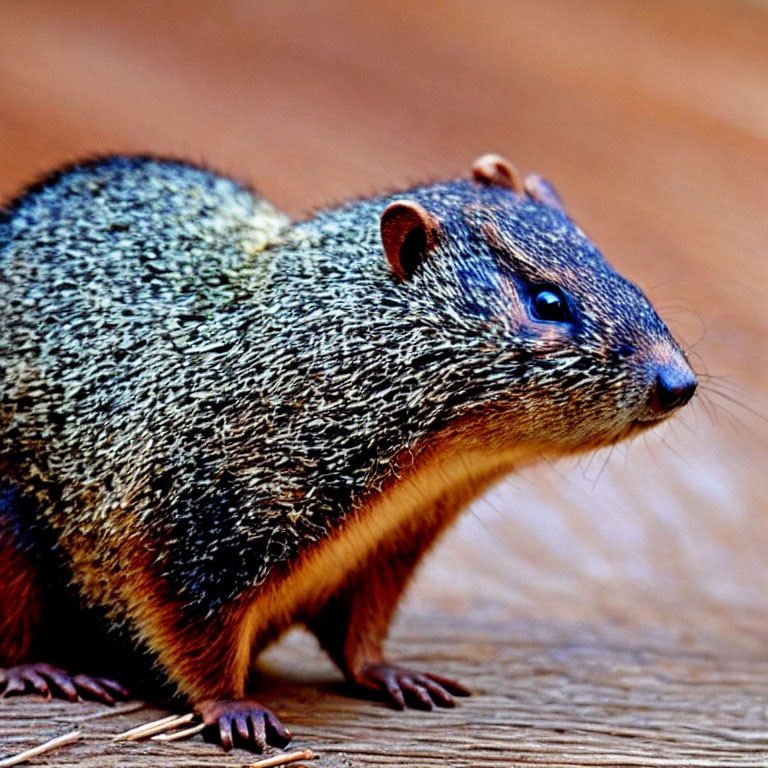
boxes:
[531,287,570,323]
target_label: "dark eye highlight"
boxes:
[530,286,570,323]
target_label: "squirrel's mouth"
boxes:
[613,416,666,444]
[629,417,663,434]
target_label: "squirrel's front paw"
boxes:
[0,662,129,704]
[353,662,470,710]
[197,697,292,752]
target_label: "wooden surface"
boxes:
[1,1,768,766]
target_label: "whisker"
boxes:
[688,350,712,377]
[581,441,603,482]
[671,410,696,436]
[703,387,768,425]
[696,372,754,397]
[591,444,615,490]
[693,390,718,427]
[652,424,694,470]
[701,394,760,438]
[647,277,681,294]
[694,388,756,437]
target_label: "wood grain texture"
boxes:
[1,1,767,765]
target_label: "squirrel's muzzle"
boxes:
[648,360,697,416]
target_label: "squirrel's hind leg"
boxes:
[307,533,470,710]
[0,481,129,704]
[0,482,42,669]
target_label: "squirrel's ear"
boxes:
[380,200,439,280]
[472,154,524,193]
[524,174,565,213]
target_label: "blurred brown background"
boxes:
[1,2,768,766]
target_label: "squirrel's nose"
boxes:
[650,363,697,414]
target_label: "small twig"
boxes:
[74,700,146,722]
[249,748,316,768]
[112,711,181,738]
[0,730,80,768]
[151,722,206,742]
[112,712,195,741]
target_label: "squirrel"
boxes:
[0,153,697,752]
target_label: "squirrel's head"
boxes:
[375,154,697,455]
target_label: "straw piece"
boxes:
[0,730,80,768]
[249,748,316,768]
[74,701,146,722]
[151,722,206,742]
[112,711,180,739]
[112,712,195,741]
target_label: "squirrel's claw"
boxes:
[355,662,471,711]
[0,662,128,704]
[72,673,130,704]
[198,698,292,752]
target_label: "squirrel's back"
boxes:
[0,157,288,608]
[0,156,287,318]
